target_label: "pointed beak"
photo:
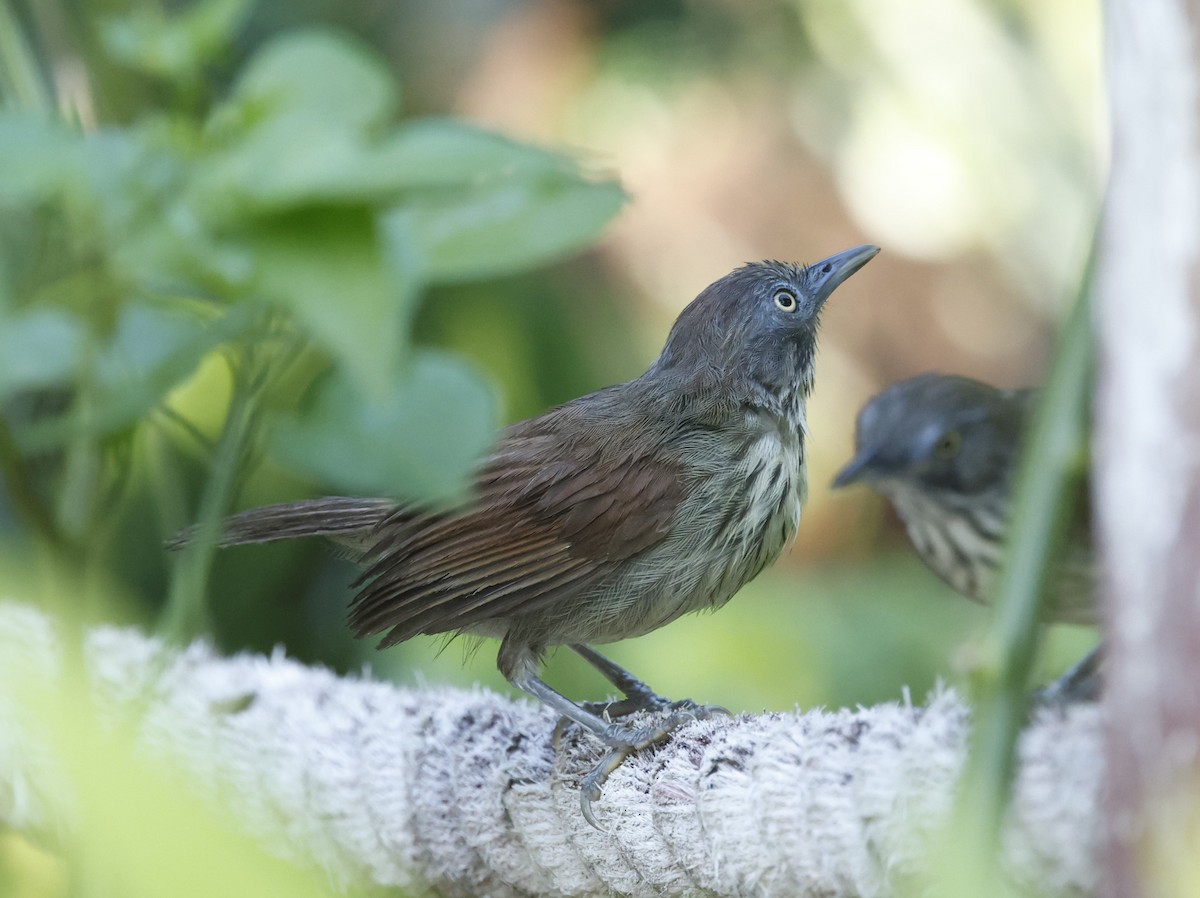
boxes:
[831,450,877,489]
[810,245,880,305]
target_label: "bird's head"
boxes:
[832,373,1033,503]
[654,245,879,399]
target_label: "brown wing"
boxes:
[348,414,684,647]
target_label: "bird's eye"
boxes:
[934,430,962,459]
[773,289,798,312]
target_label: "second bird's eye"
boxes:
[934,430,963,459]
[773,289,798,312]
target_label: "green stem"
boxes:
[155,403,216,455]
[0,0,51,112]
[0,416,64,547]
[158,352,264,644]
[935,238,1096,893]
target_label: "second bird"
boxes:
[833,373,1094,625]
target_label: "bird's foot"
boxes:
[1032,667,1103,708]
[580,693,729,721]
[578,703,727,830]
[658,697,731,719]
[1032,646,1105,710]
[551,698,643,745]
[579,696,659,719]
[553,695,728,747]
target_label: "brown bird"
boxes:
[183,245,879,821]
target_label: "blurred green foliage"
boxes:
[1,0,628,893]
[0,1,623,643]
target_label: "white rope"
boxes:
[0,602,1100,896]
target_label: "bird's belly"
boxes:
[707,435,805,589]
[894,489,1098,625]
[542,432,806,645]
[894,490,1002,602]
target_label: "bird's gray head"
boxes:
[833,373,1033,501]
[654,246,879,399]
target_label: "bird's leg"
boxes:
[513,669,623,740]
[512,669,715,829]
[1034,643,1105,706]
[570,643,729,720]
[550,645,669,750]
[502,638,717,829]
[569,643,671,716]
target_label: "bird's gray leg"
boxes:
[511,670,716,830]
[501,635,717,830]
[570,643,729,719]
[511,669,622,739]
[1035,643,1105,706]
[501,636,618,736]
[569,644,669,716]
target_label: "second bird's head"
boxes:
[833,373,1034,508]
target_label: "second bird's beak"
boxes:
[832,451,877,489]
[809,245,880,306]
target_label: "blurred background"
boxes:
[1,0,1103,719]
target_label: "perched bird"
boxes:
[182,245,879,822]
[832,373,1099,696]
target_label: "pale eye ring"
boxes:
[773,289,798,312]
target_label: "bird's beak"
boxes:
[809,245,880,306]
[832,450,877,489]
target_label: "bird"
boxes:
[831,373,1099,699]
[179,245,880,823]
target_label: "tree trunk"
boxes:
[1097,1,1200,895]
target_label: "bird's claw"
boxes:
[552,694,724,748]
[576,703,725,829]
[580,747,631,831]
[662,698,731,719]
[580,690,681,719]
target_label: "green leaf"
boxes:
[0,308,83,396]
[0,115,88,202]
[191,112,372,217]
[228,30,397,132]
[271,352,496,502]
[61,127,250,302]
[389,176,625,283]
[16,303,246,451]
[374,119,577,187]
[239,208,411,394]
[101,0,254,81]
[192,117,578,214]
[94,303,214,398]
[191,30,401,218]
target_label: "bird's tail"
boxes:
[167,497,399,554]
